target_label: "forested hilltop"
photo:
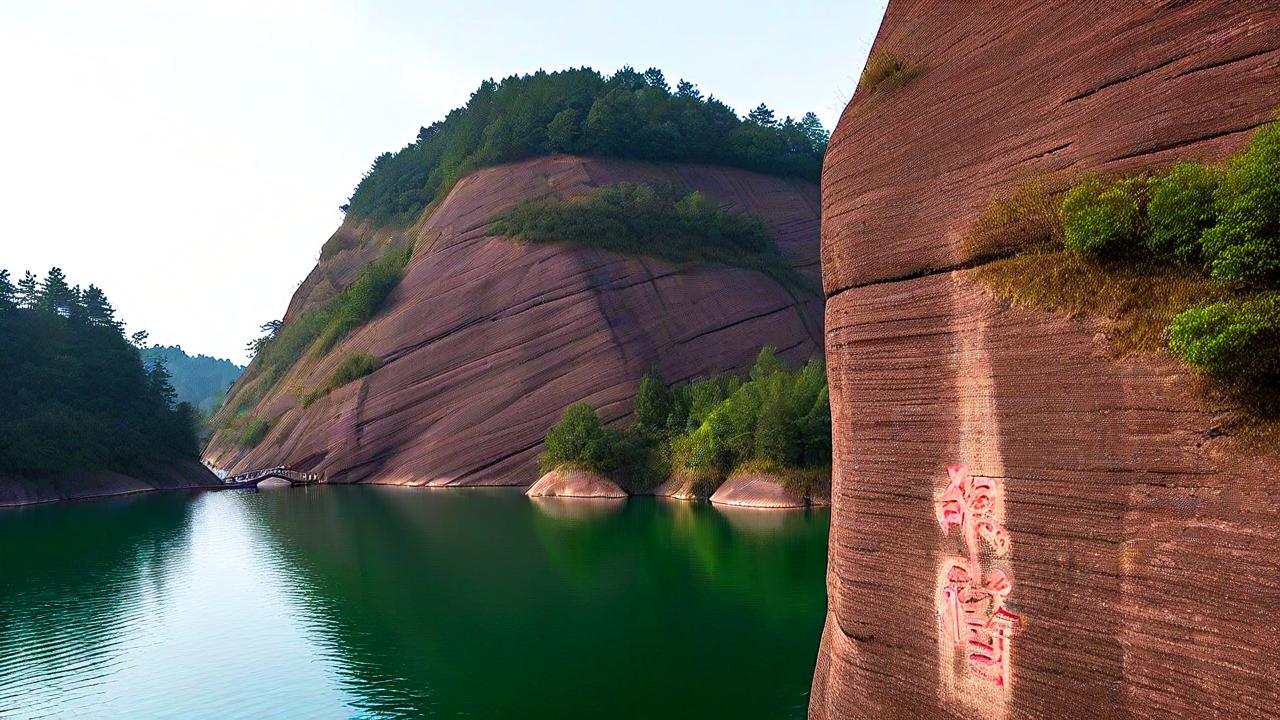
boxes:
[0,268,199,476]
[342,66,829,226]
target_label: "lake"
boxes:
[0,486,829,719]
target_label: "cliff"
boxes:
[813,3,1280,720]
[205,156,823,485]
[0,459,222,507]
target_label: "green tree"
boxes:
[16,271,38,309]
[633,373,673,434]
[1146,163,1219,264]
[748,104,777,126]
[540,403,618,474]
[38,267,75,315]
[750,345,783,380]
[81,285,120,329]
[0,270,14,313]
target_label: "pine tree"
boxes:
[81,285,120,329]
[0,270,14,313]
[799,112,830,152]
[16,271,38,309]
[642,67,669,92]
[675,80,702,100]
[147,358,178,409]
[39,267,74,316]
[748,104,777,127]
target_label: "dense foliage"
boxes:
[1054,117,1280,391]
[141,345,243,415]
[493,182,808,290]
[343,67,829,226]
[539,347,831,499]
[303,352,382,407]
[0,268,199,474]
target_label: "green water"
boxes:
[0,486,829,719]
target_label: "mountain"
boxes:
[812,2,1280,719]
[142,346,243,415]
[205,155,823,484]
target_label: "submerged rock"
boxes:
[525,468,627,499]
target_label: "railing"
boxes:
[223,466,325,486]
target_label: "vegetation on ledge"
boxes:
[0,267,199,474]
[342,66,829,226]
[493,182,810,291]
[858,52,925,97]
[970,113,1280,426]
[539,347,831,500]
[218,242,412,435]
[303,352,382,407]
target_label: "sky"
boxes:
[0,0,887,364]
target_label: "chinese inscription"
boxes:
[935,464,1021,696]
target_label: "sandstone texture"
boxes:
[814,3,1280,720]
[0,459,223,507]
[205,156,823,486]
[708,473,809,509]
[525,468,627,499]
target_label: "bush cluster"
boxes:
[225,414,271,448]
[539,347,831,499]
[343,67,829,226]
[493,183,809,291]
[1056,117,1280,389]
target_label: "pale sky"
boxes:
[0,1,887,363]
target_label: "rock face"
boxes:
[525,468,627,499]
[814,3,1280,720]
[205,156,823,486]
[0,459,223,507]
[708,474,809,509]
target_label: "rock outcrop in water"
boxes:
[205,156,823,486]
[812,2,1280,719]
[526,469,627,499]
[708,474,812,509]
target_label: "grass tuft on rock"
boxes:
[858,52,925,96]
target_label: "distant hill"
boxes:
[142,346,243,415]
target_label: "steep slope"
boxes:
[205,156,823,485]
[814,3,1280,720]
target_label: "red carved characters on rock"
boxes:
[935,464,1020,693]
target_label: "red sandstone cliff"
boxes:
[813,3,1280,719]
[204,156,823,485]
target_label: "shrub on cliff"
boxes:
[1061,176,1145,258]
[303,352,382,407]
[1145,163,1220,265]
[493,183,809,291]
[344,67,829,226]
[858,53,924,96]
[1200,121,1280,288]
[1169,294,1280,386]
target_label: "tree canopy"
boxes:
[343,66,830,226]
[0,267,199,475]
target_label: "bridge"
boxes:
[222,466,325,489]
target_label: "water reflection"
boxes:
[0,486,827,719]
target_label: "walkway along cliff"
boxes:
[811,3,1280,719]
[205,156,823,485]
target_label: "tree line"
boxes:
[0,268,200,475]
[343,66,830,226]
